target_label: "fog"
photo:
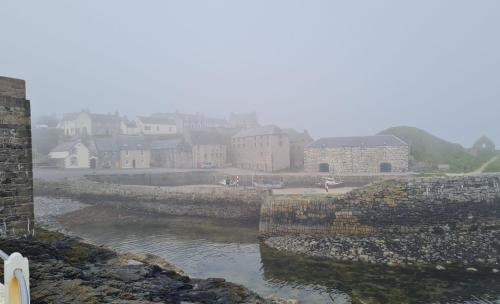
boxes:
[1,0,499,145]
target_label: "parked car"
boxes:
[201,161,216,169]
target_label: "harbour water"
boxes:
[55,203,500,304]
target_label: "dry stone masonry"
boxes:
[304,135,409,174]
[0,76,34,236]
[261,175,500,267]
[35,177,265,220]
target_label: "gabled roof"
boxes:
[90,113,121,123]
[151,139,192,151]
[61,111,121,123]
[94,137,119,152]
[309,135,407,148]
[117,135,149,150]
[122,120,138,128]
[61,112,80,121]
[233,125,284,138]
[138,116,176,125]
[50,141,82,152]
[283,128,313,143]
[151,139,181,150]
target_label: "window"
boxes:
[70,156,78,166]
[156,126,160,131]
[380,162,392,173]
[145,126,151,131]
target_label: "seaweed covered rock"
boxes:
[0,230,267,304]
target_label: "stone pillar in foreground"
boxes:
[0,76,34,236]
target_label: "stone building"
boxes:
[283,129,313,169]
[304,135,409,174]
[150,139,193,168]
[152,112,229,132]
[232,125,290,172]
[137,116,177,135]
[94,137,120,169]
[470,136,496,156]
[60,111,121,137]
[189,131,227,168]
[49,140,90,169]
[228,112,259,129]
[118,135,151,169]
[120,119,140,135]
[0,76,34,236]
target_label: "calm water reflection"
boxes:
[60,207,500,304]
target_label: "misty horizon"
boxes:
[2,0,499,146]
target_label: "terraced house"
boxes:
[304,135,409,174]
[60,110,121,137]
[118,135,150,169]
[231,125,290,172]
[137,116,177,135]
[189,131,227,168]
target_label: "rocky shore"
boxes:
[264,229,500,271]
[1,230,269,303]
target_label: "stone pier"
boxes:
[0,76,34,236]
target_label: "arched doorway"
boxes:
[380,162,392,173]
[319,163,330,173]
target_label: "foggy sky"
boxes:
[1,1,499,146]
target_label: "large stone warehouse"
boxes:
[304,135,409,174]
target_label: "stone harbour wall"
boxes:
[88,171,400,188]
[0,76,34,236]
[35,178,265,221]
[261,175,500,266]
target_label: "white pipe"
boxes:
[14,269,29,304]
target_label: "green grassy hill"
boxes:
[379,126,496,173]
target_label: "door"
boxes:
[319,163,330,172]
[132,160,136,168]
[90,158,97,169]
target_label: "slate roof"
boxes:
[117,135,149,150]
[51,141,81,152]
[90,113,121,123]
[138,116,176,125]
[151,139,181,150]
[61,112,80,121]
[94,137,119,152]
[190,131,226,145]
[151,139,192,151]
[283,128,313,143]
[233,125,284,138]
[309,135,407,148]
[122,120,138,128]
[62,112,121,123]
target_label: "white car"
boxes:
[201,162,216,169]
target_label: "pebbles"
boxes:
[265,228,500,267]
